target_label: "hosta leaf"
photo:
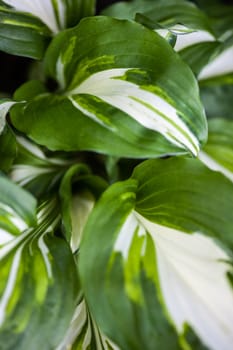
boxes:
[10,135,76,197]
[59,163,92,245]
[103,0,216,57]
[138,0,213,33]
[0,199,79,350]
[80,180,182,350]
[199,118,233,182]
[59,163,108,250]
[0,173,37,243]
[0,0,95,58]
[101,0,156,20]
[57,299,120,350]
[180,41,221,76]
[79,167,233,350]
[131,1,223,77]
[2,0,96,34]
[133,157,233,251]
[0,4,50,58]
[10,16,207,158]
[198,41,233,81]
[0,99,17,134]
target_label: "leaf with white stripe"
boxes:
[0,99,17,135]
[130,0,223,76]
[10,16,207,158]
[0,100,22,171]
[0,174,37,244]
[0,4,50,58]
[123,1,233,79]
[2,0,95,33]
[10,135,76,198]
[199,118,233,182]
[57,299,120,350]
[133,157,233,251]
[198,41,233,82]
[79,167,233,350]
[0,199,79,350]
[59,163,107,249]
[0,0,95,58]
[103,0,215,51]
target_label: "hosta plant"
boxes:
[0,0,233,349]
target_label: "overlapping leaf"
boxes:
[105,0,233,81]
[57,299,120,350]
[79,158,233,350]
[0,0,95,58]
[10,16,207,158]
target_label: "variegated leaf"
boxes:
[2,0,95,33]
[135,0,215,49]
[199,118,233,182]
[0,196,79,350]
[59,162,108,249]
[0,0,95,58]
[0,173,37,243]
[198,41,233,81]
[0,99,18,134]
[0,4,50,58]
[0,100,23,170]
[57,299,120,350]
[79,158,233,350]
[10,135,76,197]
[10,16,207,158]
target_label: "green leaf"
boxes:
[199,118,233,182]
[11,16,207,158]
[0,173,37,241]
[0,199,79,350]
[79,167,233,350]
